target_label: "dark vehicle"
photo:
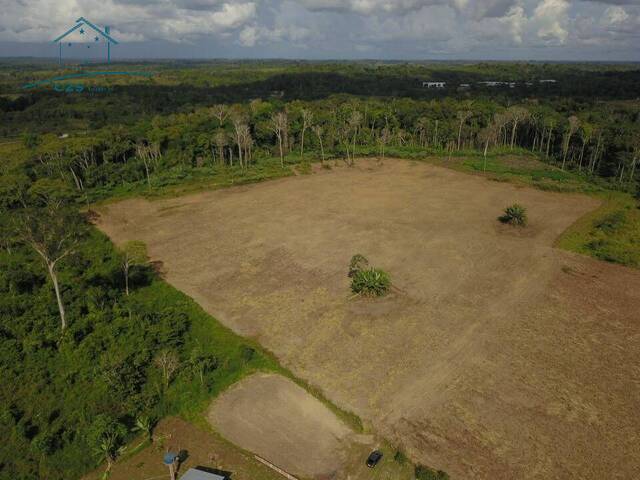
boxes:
[366,450,383,468]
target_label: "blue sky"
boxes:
[0,0,638,60]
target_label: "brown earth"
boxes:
[82,416,284,480]
[208,373,352,478]
[96,158,640,480]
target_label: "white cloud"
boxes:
[0,0,257,42]
[0,0,638,59]
[532,0,569,44]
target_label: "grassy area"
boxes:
[557,193,640,268]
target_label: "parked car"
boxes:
[366,450,383,468]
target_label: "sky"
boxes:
[0,0,638,61]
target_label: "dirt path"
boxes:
[95,158,640,479]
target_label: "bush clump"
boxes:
[415,465,450,480]
[499,203,528,226]
[351,268,391,297]
[348,254,391,297]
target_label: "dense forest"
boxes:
[0,60,639,480]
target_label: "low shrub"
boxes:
[499,203,528,226]
[351,268,391,297]
[393,449,408,464]
[594,210,626,233]
[415,464,450,480]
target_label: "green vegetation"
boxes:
[0,225,284,479]
[394,449,409,465]
[557,194,640,268]
[1,60,639,479]
[351,268,392,297]
[415,464,450,480]
[499,204,528,226]
[348,254,392,297]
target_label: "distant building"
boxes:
[423,82,446,89]
[478,81,503,87]
[179,468,227,480]
[459,83,471,89]
[539,79,557,84]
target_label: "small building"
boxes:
[179,468,227,480]
[539,79,557,84]
[423,81,446,89]
[478,81,503,87]
[459,83,471,89]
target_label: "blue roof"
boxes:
[179,469,226,480]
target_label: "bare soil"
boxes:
[96,158,640,480]
[82,416,284,480]
[208,373,351,478]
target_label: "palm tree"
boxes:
[95,432,125,475]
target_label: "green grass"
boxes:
[556,193,640,268]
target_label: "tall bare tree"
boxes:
[456,110,473,151]
[121,241,148,296]
[312,124,325,165]
[348,110,363,166]
[18,203,84,330]
[214,130,228,165]
[300,109,313,157]
[212,104,228,127]
[232,116,249,169]
[507,106,530,150]
[154,350,179,390]
[271,111,288,168]
[562,115,580,170]
[379,126,392,160]
[135,143,160,187]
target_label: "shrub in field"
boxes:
[499,204,528,226]
[394,449,408,464]
[351,268,391,297]
[415,465,450,480]
[348,254,370,277]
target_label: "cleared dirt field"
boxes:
[96,159,640,479]
[208,373,352,478]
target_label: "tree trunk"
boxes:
[48,264,66,330]
[124,264,130,296]
[143,158,151,186]
[434,120,439,148]
[318,136,325,164]
[510,120,518,150]
[483,137,490,171]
